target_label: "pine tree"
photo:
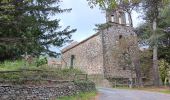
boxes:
[0,0,76,61]
[141,0,170,86]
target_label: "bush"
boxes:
[35,57,47,67]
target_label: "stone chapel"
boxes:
[61,8,137,81]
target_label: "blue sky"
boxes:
[58,0,105,42]
[50,0,144,52]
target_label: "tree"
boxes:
[141,0,170,86]
[0,0,76,61]
[158,6,170,64]
[136,6,170,85]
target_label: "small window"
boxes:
[119,35,123,39]
[70,55,75,68]
[123,67,126,70]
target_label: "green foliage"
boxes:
[158,6,170,63]
[140,1,170,86]
[141,0,169,23]
[0,60,25,71]
[159,90,170,94]
[158,47,170,64]
[0,59,84,83]
[0,0,76,61]
[140,0,170,46]
[159,59,170,85]
[159,6,170,28]
[87,0,140,9]
[136,6,170,64]
[0,58,41,71]
[57,91,97,100]
[60,68,83,75]
[35,57,47,67]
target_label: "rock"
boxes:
[0,81,96,99]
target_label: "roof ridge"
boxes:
[62,32,100,53]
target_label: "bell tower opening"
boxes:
[111,15,114,22]
[106,9,127,25]
[119,16,122,24]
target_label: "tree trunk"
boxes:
[153,45,161,86]
[152,18,161,86]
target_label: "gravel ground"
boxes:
[98,88,170,100]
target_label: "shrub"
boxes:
[35,57,47,67]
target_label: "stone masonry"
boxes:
[62,33,103,75]
[0,82,95,100]
[102,23,136,78]
[62,9,137,81]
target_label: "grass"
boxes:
[0,60,26,71]
[0,60,84,84]
[0,59,41,71]
[114,86,170,94]
[159,90,170,94]
[0,68,83,82]
[57,92,97,100]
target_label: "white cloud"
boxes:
[51,0,143,53]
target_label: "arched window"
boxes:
[70,55,75,68]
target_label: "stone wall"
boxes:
[62,33,104,75]
[0,82,96,100]
[101,23,136,79]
